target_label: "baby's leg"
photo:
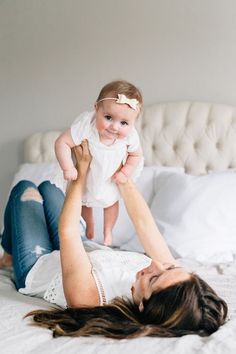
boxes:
[82,206,94,239]
[104,201,119,246]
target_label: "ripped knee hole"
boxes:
[20,187,43,203]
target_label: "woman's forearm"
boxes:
[118,180,177,264]
[59,176,88,273]
[59,178,85,238]
[59,174,95,306]
[58,141,99,307]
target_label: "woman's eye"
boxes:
[150,275,159,283]
[167,265,176,270]
[121,121,128,126]
[104,115,112,121]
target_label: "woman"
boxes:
[0,141,227,339]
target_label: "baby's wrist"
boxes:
[63,167,78,181]
[120,168,130,178]
[63,167,76,173]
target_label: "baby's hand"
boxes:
[63,167,78,181]
[112,170,128,184]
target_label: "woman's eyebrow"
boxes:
[167,266,182,270]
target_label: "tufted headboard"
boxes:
[24,101,236,175]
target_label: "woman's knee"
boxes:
[38,180,53,193]
[9,180,44,204]
[38,181,64,199]
[10,180,38,199]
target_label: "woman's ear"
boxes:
[94,102,98,111]
[139,301,144,312]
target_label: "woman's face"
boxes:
[131,260,190,309]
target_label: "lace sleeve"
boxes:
[44,273,67,308]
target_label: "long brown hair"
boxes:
[26,273,228,339]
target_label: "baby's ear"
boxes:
[94,102,98,111]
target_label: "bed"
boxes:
[1,101,236,353]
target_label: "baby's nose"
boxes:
[111,121,120,130]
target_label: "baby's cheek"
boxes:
[118,127,132,139]
[96,118,106,132]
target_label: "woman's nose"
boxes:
[150,260,165,272]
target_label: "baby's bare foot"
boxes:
[104,231,113,247]
[0,252,12,268]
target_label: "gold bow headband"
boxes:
[97,94,140,111]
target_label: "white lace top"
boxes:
[89,249,151,305]
[19,242,151,308]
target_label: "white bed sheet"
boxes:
[1,256,236,354]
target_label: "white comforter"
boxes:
[0,258,236,354]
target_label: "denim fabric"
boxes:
[1,180,86,289]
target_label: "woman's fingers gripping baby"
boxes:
[72,140,92,178]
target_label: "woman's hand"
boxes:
[72,140,92,179]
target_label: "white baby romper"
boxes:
[70,111,143,208]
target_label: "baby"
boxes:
[55,80,144,246]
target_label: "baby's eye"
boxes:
[104,115,112,121]
[120,121,128,126]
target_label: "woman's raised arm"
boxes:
[59,141,99,307]
[118,180,178,265]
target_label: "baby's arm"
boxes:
[55,129,78,180]
[113,147,143,184]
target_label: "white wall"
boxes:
[1,0,236,223]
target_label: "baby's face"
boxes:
[95,100,139,142]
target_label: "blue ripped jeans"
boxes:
[1,180,86,290]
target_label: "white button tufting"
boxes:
[23,101,236,176]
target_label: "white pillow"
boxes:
[116,166,184,250]
[11,162,61,188]
[150,170,236,263]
